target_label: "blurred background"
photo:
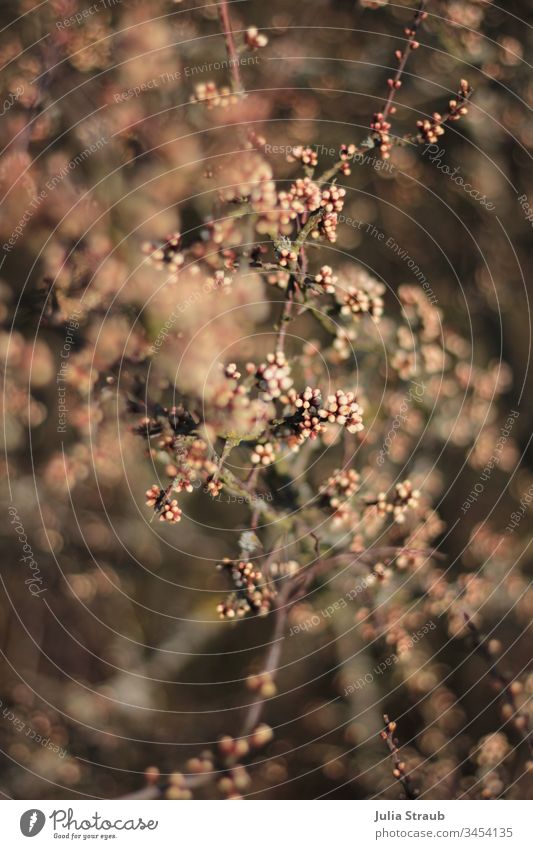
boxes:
[0,0,532,799]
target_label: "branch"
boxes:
[380,714,419,800]
[218,0,244,94]
[370,0,429,159]
[464,614,533,758]
[122,558,318,800]
[381,1,429,122]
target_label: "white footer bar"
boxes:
[3,800,531,848]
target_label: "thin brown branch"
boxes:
[380,1,429,122]
[381,714,419,799]
[464,614,533,757]
[370,1,430,159]
[122,560,319,800]
[218,0,244,94]
[275,277,296,353]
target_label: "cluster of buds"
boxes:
[339,143,357,175]
[292,182,346,244]
[373,479,420,524]
[145,484,164,509]
[177,436,206,466]
[165,772,192,801]
[279,387,364,448]
[249,723,274,749]
[248,351,293,400]
[416,112,446,145]
[391,348,416,380]
[206,217,241,247]
[313,265,337,294]
[250,442,276,466]
[217,765,251,799]
[216,559,276,618]
[399,284,441,342]
[285,386,327,446]
[416,80,471,144]
[287,145,318,169]
[218,735,250,762]
[246,671,277,698]
[321,468,360,518]
[368,561,392,584]
[330,326,356,362]
[183,438,211,471]
[219,152,276,211]
[277,246,298,267]
[340,282,385,321]
[173,477,194,494]
[141,232,184,279]
[208,369,272,441]
[370,112,393,159]
[473,732,511,799]
[205,475,223,498]
[190,82,239,109]
[320,184,346,214]
[276,181,345,236]
[145,485,183,523]
[174,438,220,494]
[266,269,291,290]
[157,499,183,524]
[185,751,215,776]
[224,362,241,380]
[448,79,472,121]
[245,26,268,50]
[314,210,339,243]
[321,390,364,433]
[215,736,254,799]
[279,177,322,217]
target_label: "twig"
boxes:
[218,0,244,94]
[241,582,294,736]
[380,714,419,799]
[122,560,318,800]
[275,277,296,353]
[370,0,429,158]
[464,614,533,757]
[381,1,429,122]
